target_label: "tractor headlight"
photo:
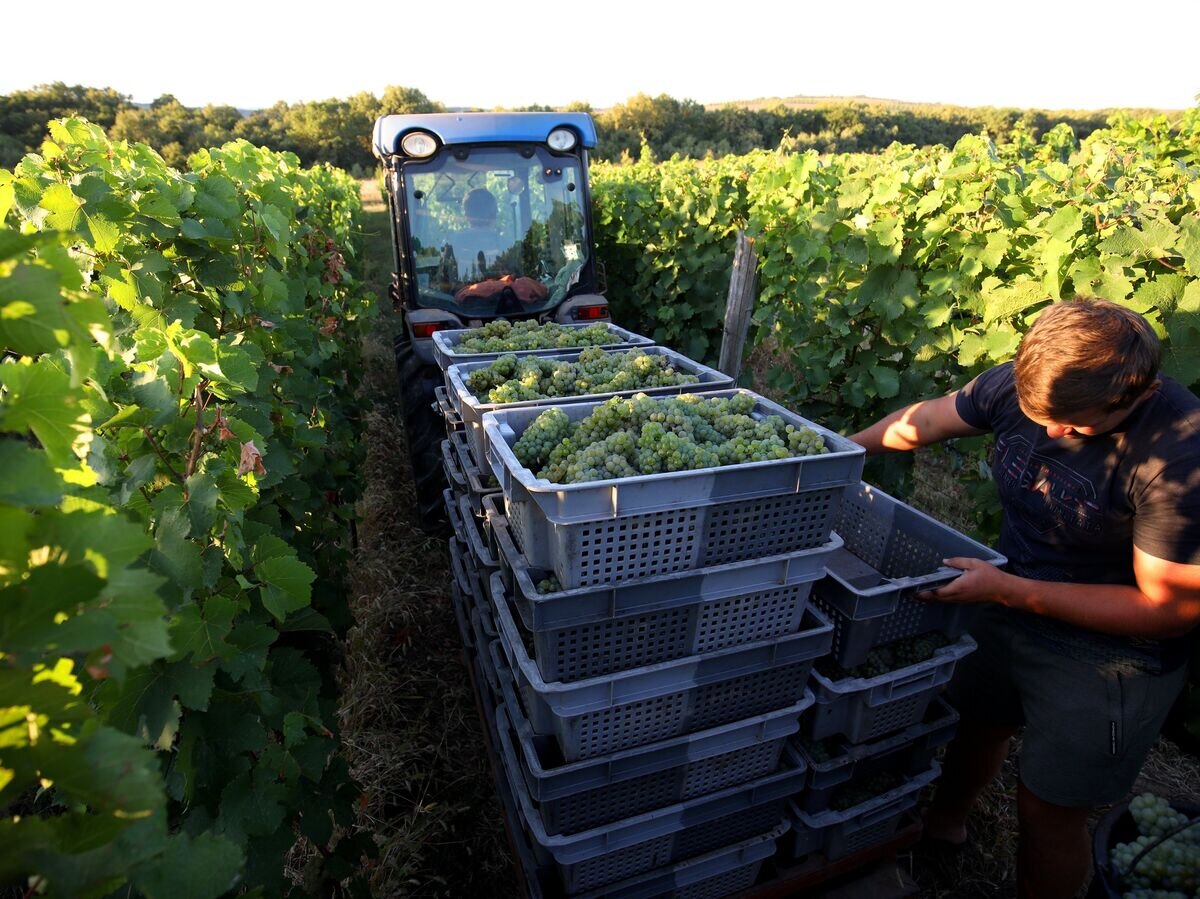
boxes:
[400,131,438,158]
[546,128,577,152]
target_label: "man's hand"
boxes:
[917,557,1011,604]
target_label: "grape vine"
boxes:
[0,120,375,897]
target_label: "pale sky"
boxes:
[5,0,1197,112]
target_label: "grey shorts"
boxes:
[947,604,1190,808]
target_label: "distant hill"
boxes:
[705,94,1180,115]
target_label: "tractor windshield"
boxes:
[402,145,589,318]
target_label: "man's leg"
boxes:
[923,719,1017,843]
[1016,780,1091,899]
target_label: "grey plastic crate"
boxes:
[457,492,500,574]
[492,571,832,761]
[497,705,804,893]
[432,321,654,373]
[814,590,978,670]
[815,481,1007,619]
[446,345,733,464]
[440,439,468,492]
[448,536,475,653]
[434,386,463,432]
[792,696,958,813]
[787,760,940,862]
[449,429,502,516]
[482,389,865,589]
[571,823,782,899]
[487,504,835,682]
[804,634,976,743]
[493,646,812,836]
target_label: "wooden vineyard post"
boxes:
[718,230,759,380]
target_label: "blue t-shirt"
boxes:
[956,362,1200,670]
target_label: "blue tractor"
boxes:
[371,112,612,525]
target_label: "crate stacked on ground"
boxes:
[475,385,865,896]
[783,482,1006,864]
[436,322,664,671]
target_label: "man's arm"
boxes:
[921,547,1200,640]
[848,392,986,454]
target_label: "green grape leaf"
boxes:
[0,565,105,657]
[1044,205,1082,244]
[869,365,900,399]
[108,665,180,749]
[39,724,165,815]
[1178,215,1200,277]
[0,262,72,355]
[0,442,63,506]
[255,555,316,621]
[0,358,92,465]
[151,507,203,596]
[39,183,84,231]
[167,660,216,711]
[169,595,237,663]
[132,830,243,899]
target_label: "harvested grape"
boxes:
[511,393,829,484]
[455,320,622,353]
[464,348,699,403]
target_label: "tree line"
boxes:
[0,81,1163,171]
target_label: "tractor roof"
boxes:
[372,112,597,159]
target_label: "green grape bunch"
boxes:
[535,576,562,595]
[463,348,700,404]
[1110,793,1200,898]
[818,632,952,681]
[830,770,906,811]
[507,393,829,484]
[455,320,623,354]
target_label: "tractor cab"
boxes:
[372,112,609,365]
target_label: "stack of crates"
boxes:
[783,482,1005,863]
[430,321,1005,894]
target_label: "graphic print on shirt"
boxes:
[994,435,1105,538]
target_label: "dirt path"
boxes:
[336,180,515,898]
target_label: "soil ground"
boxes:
[341,180,1200,898]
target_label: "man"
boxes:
[848,297,1200,898]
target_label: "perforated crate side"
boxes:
[488,498,838,633]
[493,572,831,759]
[531,573,821,682]
[787,761,940,862]
[497,721,805,893]
[511,483,848,590]
[497,695,803,836]
[817,482,1007,619]
[804,635,976,743]
[571,823,783,899]
[813,591,977,669]
[793,696,958,813]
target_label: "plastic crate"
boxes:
[815,481,1006,619]
[487,504,835,682]
[440,439,469,493]
[497,707,804,893]
[787,759,940,862]
[449,429,503,515]
[494,648,812,836]
[792,695,958,813]
[492,571,832,761]
[448,536,475,652]
[432,321,654,373]
[434,386,463,432]
[481,389,865,589]
[457,492,501,575]
[804,634,976,743]
[446,345,733,465]
[571,823,783,899]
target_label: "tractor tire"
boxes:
[394,334,449,533]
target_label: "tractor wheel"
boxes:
[395,334,449,533]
